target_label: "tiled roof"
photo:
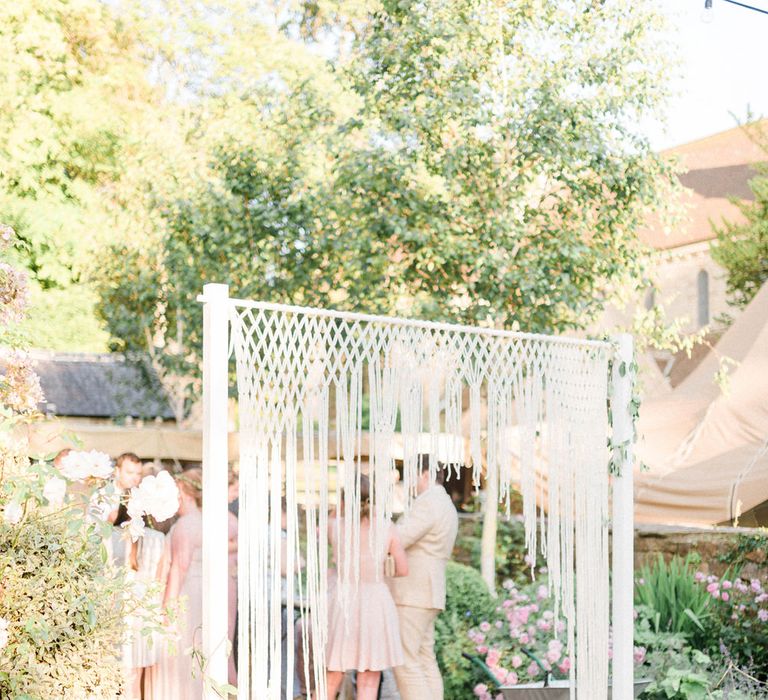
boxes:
[30,351,175,420]
[641,121,767,251]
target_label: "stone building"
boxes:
[641,122,765,335]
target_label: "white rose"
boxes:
[58,450,114,481]
[43,477,67,507]
[133,471,179,523]
[0,617,9,651]
[85,450,114,480]
[3,502,23,525]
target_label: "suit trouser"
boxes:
[393,605,442,700]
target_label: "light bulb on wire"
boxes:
[702,0,715,23]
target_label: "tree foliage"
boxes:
[711,124,768,309]
[96,0,676,407]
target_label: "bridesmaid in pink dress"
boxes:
[148,468,238,699]
[321,475,408,700]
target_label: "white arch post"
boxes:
[201,283,231,697]
[611,334,635,700]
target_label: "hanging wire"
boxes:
[706,0,768,16]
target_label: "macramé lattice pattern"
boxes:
[229,300,613,700]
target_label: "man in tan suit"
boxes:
[389,455,459,700]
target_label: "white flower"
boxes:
[131,471,179,523]
[43,477,67,507]
[3,501,23,525]
[473,124,495,143]
[58,450,114,481]
[124,471,179,539]
[0,617,9,650]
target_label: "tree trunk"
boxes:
[480,478,498,597]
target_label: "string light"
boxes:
[703,0,768,21]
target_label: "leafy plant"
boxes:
[436,562,496,700]
[635,555,716,643]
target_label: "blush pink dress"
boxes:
[325,521,404,673]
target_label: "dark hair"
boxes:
[417,453,445,486]
[116,452,141,468]
[359,474,371,520]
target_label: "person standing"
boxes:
[389,455,458,700]
[320,475,408,700]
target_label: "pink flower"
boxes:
[722,580,732,590]
[706,582,719,594]
[633,646,647,665]
[492,667,509,683]
[537,585,548,600]
[495,620,503,629]
[473,683,489,698]
[505,672,519,685]
[477,645,488,654]
[695,572,706,582]
[519,633,530,645]
[756,593,768,604]
[758,609,768,622]
[721,592,730,602]
[511,655,523,668]
[558,657,572,674]
[546,647,562,664]
[527,662,540,678]
[486,649,501,668]
[480,621,491,632]
[751,579,763,593]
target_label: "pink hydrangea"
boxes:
[486,649,501,668]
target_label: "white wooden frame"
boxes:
[200,284,635,700]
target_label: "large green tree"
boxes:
[97,0,677,407]
[711,124,768,309]
[0,0,167,350]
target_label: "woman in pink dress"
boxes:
[148,468,238,698]
[321,475,408,700]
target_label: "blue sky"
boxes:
[652,0,768,149]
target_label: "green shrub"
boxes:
[635,554,715,645]
[0,512,125,699]
[436,561,496,700]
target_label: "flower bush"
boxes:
[693,571,768,679]
[0,227,172,698]
[467,577,572,693]
[635,555,768,698]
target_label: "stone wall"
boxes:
[634,524,768,580]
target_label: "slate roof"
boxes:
[30,351,176,420]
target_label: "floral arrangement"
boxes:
[468,578,570,698]
[126,470,180,539]
[468,577,647,700]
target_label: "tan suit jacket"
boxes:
[389,485,458,610]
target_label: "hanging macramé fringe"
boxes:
[230,302,613,700]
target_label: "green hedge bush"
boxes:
[0,512,125,699]
[436,561,496,700]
